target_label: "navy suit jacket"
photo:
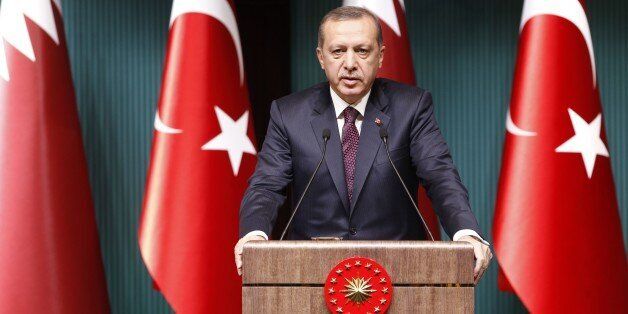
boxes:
[239,78,482,240]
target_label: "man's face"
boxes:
[317,17,384,104]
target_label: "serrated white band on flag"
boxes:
[0,0,61,81]
[343,0,401,37]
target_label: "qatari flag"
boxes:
[0,0,110,312]
[493,0,627,312]
[138,0,257,312]
[344,0,441,239]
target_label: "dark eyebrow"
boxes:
[329,44,347,50]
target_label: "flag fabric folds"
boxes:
[344,0,441,239]
[139,0,257,312]
[493,0,628,312]
[0,0,110,312]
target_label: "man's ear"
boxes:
[378,44,386,68]
[316,47,325,70]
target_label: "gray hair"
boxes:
[317,6,383,48]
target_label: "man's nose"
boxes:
[343,50,357,71]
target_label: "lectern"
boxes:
[242,241,475,313]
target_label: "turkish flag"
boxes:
[344,0,440,239]
[138,0,256,312]
[0,1,109,312]
[493,0,627,312]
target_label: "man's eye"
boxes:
[358,49,368,54]
[332,49,342,54]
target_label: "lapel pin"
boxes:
[375,118,382,126]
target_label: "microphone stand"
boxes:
[279,129,331,240]
[379,127,435,241]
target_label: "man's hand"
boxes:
[234,234,267,276]
[457,235,492,284]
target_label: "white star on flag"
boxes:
[555,108,609,179]
[202,106,256,176]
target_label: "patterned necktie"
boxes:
[341,106,360,203]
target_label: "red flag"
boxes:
[0,0,110,312]
[138,0,256,312]
[493,0,627,312]
[344,0,440,239]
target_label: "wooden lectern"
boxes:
[242,241,475,313]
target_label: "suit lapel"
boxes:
[350,81,390,216]
[310,86,350,212]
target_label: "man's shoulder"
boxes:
[273,81,328,110]
[377,78,428,100]
[376,78,431,108]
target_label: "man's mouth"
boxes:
[341,77,360,85]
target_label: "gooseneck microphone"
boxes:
[379,127,435,241]
[279,129,331,240]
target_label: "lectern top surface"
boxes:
[242,240,474,285]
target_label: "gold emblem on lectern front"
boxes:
[324,257,393,313]
[341,277,376,303]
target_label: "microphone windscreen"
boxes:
[379,127,388,139]
[322,128,331,140]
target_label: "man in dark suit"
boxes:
[235,6,492,283]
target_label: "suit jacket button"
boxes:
[349,227,357,235]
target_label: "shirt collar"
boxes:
[330,86,371,119]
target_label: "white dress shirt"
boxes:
[330,87,370,136]
[245,87,488,245]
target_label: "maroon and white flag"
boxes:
[139,0,256,312]
[493,0,627,311]
[344,0,441,239]
[0,0,110,312]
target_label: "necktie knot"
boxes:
[343,106,359,124]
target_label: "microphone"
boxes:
[279,129,331,240]
[379,127,435,241]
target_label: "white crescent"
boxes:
[520,0,595,86]
[508,0,595,137]
[169,0,244,86]
[154,111,182,134]
[156,0,244,134]
[506,109,537,137]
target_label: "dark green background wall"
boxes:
[63,1,172,313]
[54,0,627,312]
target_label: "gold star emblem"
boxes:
[341,277,376,304]
[324,257,394,313]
